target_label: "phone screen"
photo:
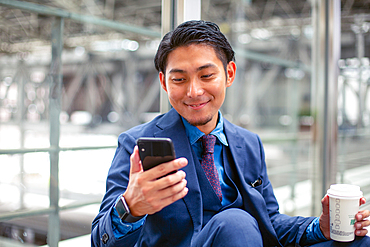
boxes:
[137,137,176,171]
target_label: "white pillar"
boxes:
[310,0,340,216]
[160,0,201,114]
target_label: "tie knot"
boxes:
[202,135,216,154]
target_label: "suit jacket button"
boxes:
[102,233,109,244]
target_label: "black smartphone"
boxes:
[136,137,176,171]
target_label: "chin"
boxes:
[185,116,213,127]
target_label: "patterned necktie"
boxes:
[201,135,222,201]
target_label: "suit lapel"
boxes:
[153,109,203,234]
[223,119,280,245]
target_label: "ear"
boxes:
[226,61,236,88]
[159,71,168,92]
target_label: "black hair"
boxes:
[154,20,235,74]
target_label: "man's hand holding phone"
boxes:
[122,144,188,218]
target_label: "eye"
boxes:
[201,74,213,79]
[172,78,185,83]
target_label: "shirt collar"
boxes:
[181,111,228,146]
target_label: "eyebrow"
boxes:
[168,68,185,74]
[168,63,217,74]
[197,63,217,71]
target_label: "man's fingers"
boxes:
[160,184,189,208]
[355,218,370,229]
[354,208,369,237]
[145,184,189,214]
[151,170,187,191]
[133,173,188,214]
[152,177,188,202]
[355,229,368,237]
[146,157,188,181]
[356,210,369,221]
[158,176,187,195]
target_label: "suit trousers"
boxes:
[191,208,263,247]
[308,236,370,247]
[189,208,370,247]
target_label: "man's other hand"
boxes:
[319,195,370,239]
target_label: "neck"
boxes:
[195,116,218,135]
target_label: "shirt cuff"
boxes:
[111,196,147,239]
[302,217,328,245]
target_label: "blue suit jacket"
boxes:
[91,108,315,247]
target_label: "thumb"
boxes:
[320,194,331,240]
[322,194,330,215]
[130,146,143,175]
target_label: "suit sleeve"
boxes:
[255,135,316,246]
[91,133,143,247]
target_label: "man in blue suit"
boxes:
[91,20,370,246]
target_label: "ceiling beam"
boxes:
[0,0,161,38]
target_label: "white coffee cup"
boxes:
[327,184,363,242]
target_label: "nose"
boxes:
[187,78,204,98]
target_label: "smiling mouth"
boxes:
[190,103,205,107]
[186,101,209,109]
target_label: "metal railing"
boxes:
[0,1,160,245]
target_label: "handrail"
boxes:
[0,145,117,155]
[0,200,101,221]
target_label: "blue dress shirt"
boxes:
[181,111,236,206]
[111,111,327,244]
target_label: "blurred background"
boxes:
[0,0,369,246]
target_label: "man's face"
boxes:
[159,44,236,134]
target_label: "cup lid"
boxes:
[327,184,363,198]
